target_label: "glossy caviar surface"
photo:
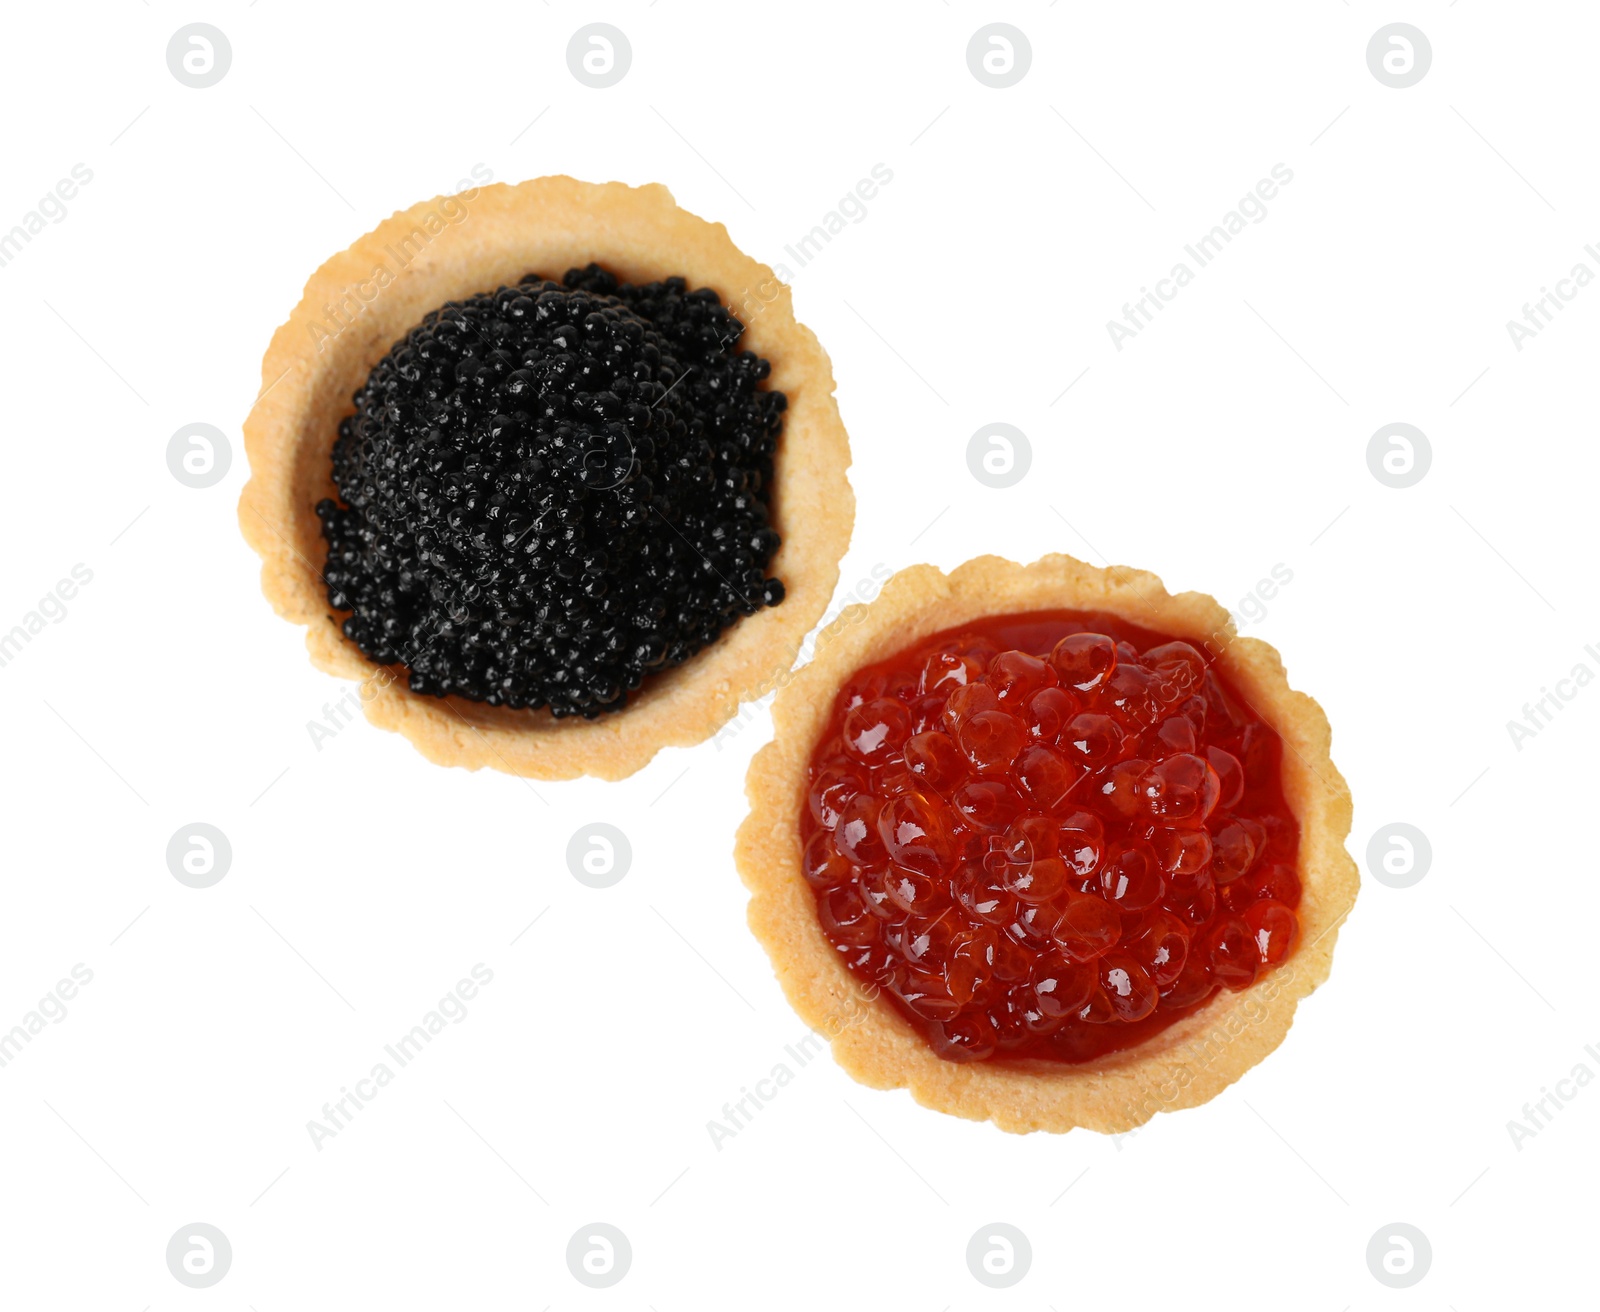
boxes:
[317,264,786,719]
[799,611,1302,1064]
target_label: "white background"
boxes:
[1,2,1594,1307]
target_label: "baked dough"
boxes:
[240,176,854,780]
[736,553,1357,1133]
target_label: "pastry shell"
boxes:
[736,553,1357,1133]
[239,176,854,780]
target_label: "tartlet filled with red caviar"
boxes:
[240,176,853,780]
[736,554,1356,1133]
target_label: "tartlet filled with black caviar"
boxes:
[241,177,853,780]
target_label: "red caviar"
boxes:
[799,611,1301,1064]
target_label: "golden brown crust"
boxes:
[735,553,1357,1133]
[239,176,854,780]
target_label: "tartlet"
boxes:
[240,176,853,780]
[736,553,1356,1133]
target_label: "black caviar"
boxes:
[316,264,786,718]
